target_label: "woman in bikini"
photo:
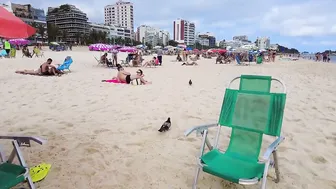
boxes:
[114,65,151,85]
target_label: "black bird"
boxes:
[158,117,171,132]
[189,79,192,86]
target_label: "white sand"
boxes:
[0,47,336,189]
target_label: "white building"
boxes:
[173,18,196,46]
[0,1,12,13]
[233,35,248,41]
[88,22,132,40]
[135,25,169,46]
[104,0,134,37]
[256,37,270,49]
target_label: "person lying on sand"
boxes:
[113,64,151,85]
[15,58,63,76]
[182,61,198,66]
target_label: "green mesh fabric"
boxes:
[239,75,271,92]
[219,89,286,136]
[199,75,286,183]
[0,163,26,189]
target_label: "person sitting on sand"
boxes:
[132,54,141,67]
[101,53,113,67]
[114,64,151,84]
[142,57,158,67]
[22,46,32,58]
[176,54,182,62]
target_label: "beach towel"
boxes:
[103,79,127,84]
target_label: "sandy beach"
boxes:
[1,47,336,189]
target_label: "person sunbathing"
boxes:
[142,57,158,67]
[182,61,198,66]
[15,58,63,76]
[115,65,151,85]
[22,46,32,58]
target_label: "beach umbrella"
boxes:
[118,46,137,53]
[0,7,36,38]
[136,44,145,49]
[50,42,59,46]
[89,43,112,51]
[9,38,30,45]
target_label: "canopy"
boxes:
[0,7,36,39]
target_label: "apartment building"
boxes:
[10,3,46,25]
[46,4,88,43]
[104,0,134,37]
[88,23,132,39]
[256,37,270,50]
[233,35,248,41]
[136,25,169,46]
[197,32,216,47]
[173,19,195,46]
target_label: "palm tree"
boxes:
[37,24,46,42]
[61,30,68,42]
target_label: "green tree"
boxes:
[145,42,152,50]
[47,23,60,42]
[168,40,178,46]
[37,24,46,41]
[124,38,132,46]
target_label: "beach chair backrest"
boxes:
[239,75,271,92]
[218,76,286,161]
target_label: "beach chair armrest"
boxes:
[261,136,285,162]
[184,123,218,137]
[0,136,46,147]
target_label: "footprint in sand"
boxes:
[93,128,110,134]
[311,155,327,164]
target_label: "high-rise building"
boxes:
[104,0,134,36]
[135,25,169,46]
[197,32,216,47]
[47,4,88,43]
[11,3,46,25]
[88,22,132,40]
[256,37,270,50]
[173,19,195,46]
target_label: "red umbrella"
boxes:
[0,7,36,39]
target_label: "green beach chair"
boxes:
[184,75,287,189]
[0,136,46,189]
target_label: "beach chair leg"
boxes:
[192,166,201,189]
[273,151,281,183]
[260,159,271,189]
[13,140,36,189]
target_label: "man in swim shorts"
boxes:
[116,64,151,85]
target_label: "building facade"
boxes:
[104,0,134,37]
[256,37,270,50]
[46,4,88,43]
[197,32,216,47]
[233,35,248,41]
[0,1,13,13]
[173,19,195,46]
[136,25,169,46]
[10,3,46,25]
[88,22,132,40]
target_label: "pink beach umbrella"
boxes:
[118,46,136,53]
[9,38,30,45]
[89,43,112,51]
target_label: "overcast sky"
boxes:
[3,0,336,52]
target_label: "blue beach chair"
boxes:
[57,56,73,72]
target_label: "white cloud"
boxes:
[261,0,336,37]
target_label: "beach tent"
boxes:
[0,7,36,39]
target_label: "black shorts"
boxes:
[125,75,131,84]
[5,49,10,54]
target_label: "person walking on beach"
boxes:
[111,48,118,66]
[157,48,163,65]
